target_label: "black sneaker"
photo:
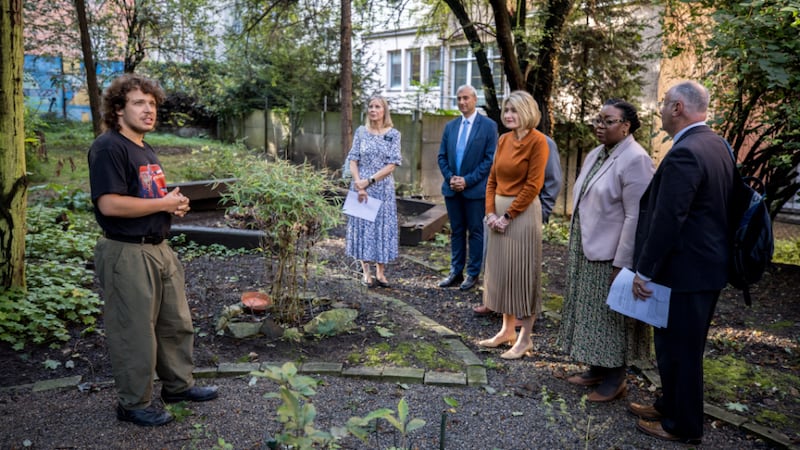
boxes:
[116,404,173,427]
[161,386,219,403]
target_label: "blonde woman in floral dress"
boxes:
[345,96,402,288]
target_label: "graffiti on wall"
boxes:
[23,55,123,122]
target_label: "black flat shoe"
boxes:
[438,272,464,288]
[375,278,390,288]
[162,386,219,403]
[361,276,376,288]
[116,404,173,426]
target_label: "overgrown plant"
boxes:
[254,362,348,449]
[346,396,426,450]
[253,363,427,450]
[0,207,101,349]
[220,158,343,323]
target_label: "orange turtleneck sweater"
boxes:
[486,128,549,219]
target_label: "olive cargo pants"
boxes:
[95,237,195,409]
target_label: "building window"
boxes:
[407,48,421,87]
[388,50,402,89]
[449,45,503,108]
[426,47,442,87]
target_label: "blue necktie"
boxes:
[455,119,469,174]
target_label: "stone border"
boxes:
[2,293,795,449]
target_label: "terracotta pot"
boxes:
[241,291,271,313]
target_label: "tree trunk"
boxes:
[443,0,501,125]
[490,0,523,91]
[74,0,102,136]
[526,0,575,135]
[0,0,27,289]
[339,0,353,158]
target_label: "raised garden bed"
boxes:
[169,180,448,248]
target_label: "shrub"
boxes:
[221,158,343,323]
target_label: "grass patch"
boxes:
[773,238,800,266]
[543,292,564,313]
[767,320,795,331]
[27,121,241,194]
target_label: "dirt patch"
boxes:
[1,228,798,444]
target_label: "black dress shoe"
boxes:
[162,385,219,403]
[459,275,478,290]
[116,404,173,426]
[438,272,464,288]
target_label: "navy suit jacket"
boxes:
[438,113,497,199]
[633,125,735,292]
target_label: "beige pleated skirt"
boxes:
[482,195,543,318]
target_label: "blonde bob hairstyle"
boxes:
[364,95,394,129]
[501,90,541,130]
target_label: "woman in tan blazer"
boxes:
[557,99,655,401]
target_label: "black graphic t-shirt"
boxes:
[88,130,171,237]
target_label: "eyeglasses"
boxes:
[591,117,625,128]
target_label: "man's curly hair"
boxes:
[101,74,166,132]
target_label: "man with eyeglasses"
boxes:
[629,81,735,444]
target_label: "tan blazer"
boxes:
[572,135,654,268]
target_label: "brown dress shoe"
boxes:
[635,418,701,444]
[628,402,662,420]
[587,380,627,402]
[566,372,603,386]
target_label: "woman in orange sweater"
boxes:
[478,90,550,359]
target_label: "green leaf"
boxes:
[726,402,749,412]
[375,326,395,337]
[43,359,61,370]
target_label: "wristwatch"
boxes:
[369,177,376,185]
[503,212,511,220]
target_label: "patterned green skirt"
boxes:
[557,211,652,367]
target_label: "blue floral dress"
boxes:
[345,126,402,263]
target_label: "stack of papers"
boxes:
[606,267,671,328]
[342,190,383,222]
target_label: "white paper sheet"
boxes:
[342,190,383,222]
[606,267,671,328]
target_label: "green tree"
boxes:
[664,0,800,216]
[1,0,27,289]
[555,2,652,172]
[432,0,576,133]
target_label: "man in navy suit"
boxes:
[629,81,735,444]
[437,85,497,290]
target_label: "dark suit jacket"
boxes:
[633,125,735,292]
[438,113,497,199]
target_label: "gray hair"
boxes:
[671,81,709,114]
[456,85,478,99]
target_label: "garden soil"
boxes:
[0,224,798,449]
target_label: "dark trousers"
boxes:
[654,290,720,439]
[444,194,485,277]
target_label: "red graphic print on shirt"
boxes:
[138,164,167,198]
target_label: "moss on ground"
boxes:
[348,341,462,372]
[704,354,800,434]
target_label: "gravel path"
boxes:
[0,236,789,449]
